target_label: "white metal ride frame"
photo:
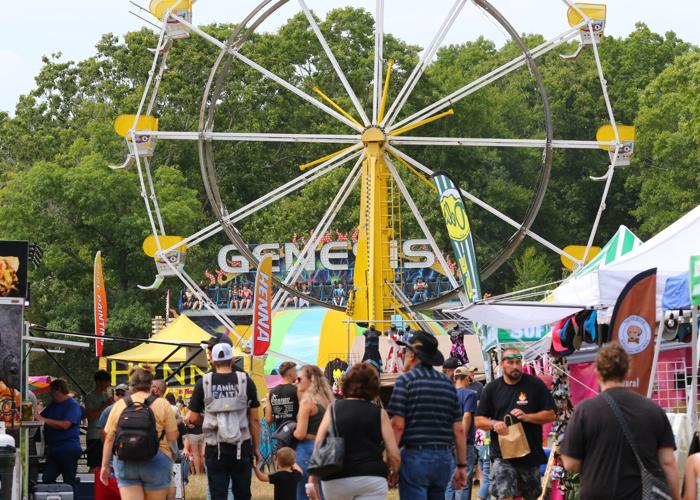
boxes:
[123,0,625,341]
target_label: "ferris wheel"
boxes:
[115,0,635,341]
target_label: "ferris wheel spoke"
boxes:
[162,145,365,254]
[386,145,580,263]
[384,155,462,296]
[372,0,384,123]
[388,24,581,133]
[169,12,364,132]
[297,0,370,126]
[271,156,363,311]
[389,136,613,149]
[381,0,468,128]
[135,130,360,144]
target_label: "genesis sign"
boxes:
[217,239,437,274]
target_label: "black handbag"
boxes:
[601,392,672,500]
[307,403,344,479]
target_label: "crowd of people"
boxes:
[33,330,693,500]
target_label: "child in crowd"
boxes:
[254,447,302,500]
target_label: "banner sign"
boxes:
[252,255,273,356]
[94,251,108,357]
[0,240,29,304]
[483,325,550,350]
[432,172,481,301]
[691,256,700,306]
[0,305,22,430]
[609,268,657,396]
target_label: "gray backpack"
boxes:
[202,371,250,453]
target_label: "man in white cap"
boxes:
[186,343,261,500]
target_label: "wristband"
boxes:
[456,463,467,468]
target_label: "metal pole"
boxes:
[154,345,184,373]
[646,320,665,399]
[164,347,205,384]
[40,346,88,396]
[691,306,699,434]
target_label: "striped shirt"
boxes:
[387,363,462,446]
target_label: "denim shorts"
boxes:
[113,451,173,490]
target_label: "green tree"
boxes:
[512,246,555,292]
[627,51,700,237]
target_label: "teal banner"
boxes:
[432,172,481,302]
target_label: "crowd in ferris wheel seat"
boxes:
[177,275,453,312]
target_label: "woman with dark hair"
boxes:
[310,363,401,500]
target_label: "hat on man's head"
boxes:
[454,366,471,377]
[443,357,460,370]
[397,330,444,366]
[464,364,478,373]
[115,384,129,394]
[212,343,233,361]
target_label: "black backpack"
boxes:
[114,395,164,461]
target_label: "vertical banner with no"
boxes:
[432,172,481,302]
[94,251,108,357]
[252,255,273,356]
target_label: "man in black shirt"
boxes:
[186,343,261,500]
[265,361,299,425]
[561,342,679,500]
[476,348,555,500]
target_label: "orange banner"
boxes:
[252,255,273,356]
[609,268,657,396]
[94,251,108,357]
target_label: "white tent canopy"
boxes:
[447,301,585,330]
[553,204,700,319]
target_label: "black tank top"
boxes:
[269,383,299,423]
[306,403,325,435]
[324,399,388,480]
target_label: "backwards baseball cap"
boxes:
[212,343,233,361]
[397,330,444,366]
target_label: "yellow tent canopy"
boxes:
[107,314,212,363]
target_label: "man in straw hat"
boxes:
[387,330,467,498]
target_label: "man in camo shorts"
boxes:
[475,348,555,500]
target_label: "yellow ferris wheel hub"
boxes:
[361,126,387,146]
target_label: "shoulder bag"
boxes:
[601,391,672,500]
[307,402,344,478]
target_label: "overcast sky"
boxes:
[2,0,698,114]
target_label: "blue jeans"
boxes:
[113,451,172,490]
[42,449,81,488]
[476,445,490,499]
[444,444,475,500]
[399,447,454,500]
[296,439,313,500]
[205,443,253,500]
